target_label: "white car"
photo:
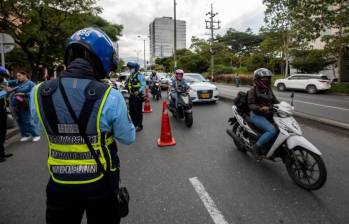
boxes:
[158,73,172,89]
[183,73,219,102]
[274,74,331,94]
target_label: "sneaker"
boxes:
[135,127,143,132]
[20,137,31,142]
[32,136,41,142]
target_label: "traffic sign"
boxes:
[0,33,15,53]
[0,33,15,66]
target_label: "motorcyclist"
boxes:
[149,71,160,96]
[247,68,279,160]
[150,71,159,86]
[170,69,189,107]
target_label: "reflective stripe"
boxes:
[51,150,99,160]
[57,124,79,134]
[51,165,98,174]
[48,135,98,145]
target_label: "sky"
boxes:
[98,0,266,62]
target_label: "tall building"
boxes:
[149,17,186,60]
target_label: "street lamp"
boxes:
[137,35,146,70]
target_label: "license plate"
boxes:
[200,93,210,99]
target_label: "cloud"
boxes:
[97,0,265,59]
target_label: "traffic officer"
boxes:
[0,66,13,162]
[126,62,146,132]
[30,27,135,224]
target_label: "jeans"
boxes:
[249,111,278,146]
[17,109,39,137]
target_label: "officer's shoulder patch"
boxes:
[39,80,58,96]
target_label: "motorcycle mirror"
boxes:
[291,92,294,98]
[291,91,295,106]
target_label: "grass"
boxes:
[328,83,349,94]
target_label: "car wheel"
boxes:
[306,85,317,94]
[277,83,286,91]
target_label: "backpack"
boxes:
[233,91,249,114]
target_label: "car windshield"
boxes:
[184,73,206,82]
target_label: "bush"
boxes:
[214,74,253,85]
[210,65,235,75]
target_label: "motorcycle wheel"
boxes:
[185,113,193,128]
[285,147,327,191]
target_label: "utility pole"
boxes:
[173,0,177,70]
[138,35,147,70]
[205,4,220,77]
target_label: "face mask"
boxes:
[130,69,135,74]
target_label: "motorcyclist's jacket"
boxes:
[171,78,189,93]
[31,58,135,185]
[247,86,279,114]
[127,72,146,93]
[150,75,159,83]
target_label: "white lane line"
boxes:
[277,97,349,111]
[189,177,230,224]
[218,87,349,111]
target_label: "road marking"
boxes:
[189,177,230,224]
[277,97,349,111]
[217,86,349,111]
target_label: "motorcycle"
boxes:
[226,93,327,190]
[168,88,193,128]
[151,81,161,101]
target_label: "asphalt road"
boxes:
[215,83,349,125]
[1,97,349,224]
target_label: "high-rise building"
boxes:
[149,17,186,60]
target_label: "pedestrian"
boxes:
[30,27,135,224]
[126,62,146,132]
[6,71,40,142]
[235,73,240,87]
[0,66,13,162]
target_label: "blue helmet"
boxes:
[0,66,9,77]
[126,62,140,73]
[65,27,118,79]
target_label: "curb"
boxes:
[219,94,349,131]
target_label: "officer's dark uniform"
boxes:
[127,65,145,131]
[0,96,7,162]
[0,68,12,162]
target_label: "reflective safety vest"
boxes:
[127,72,141,92]
[34,78,119,185]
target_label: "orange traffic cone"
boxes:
[157,101,176,147]
[143,88,152,113]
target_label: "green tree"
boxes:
[263,0,300,77]
[291,0,349,82]
[0,0,122,80]
[291,49,336,74]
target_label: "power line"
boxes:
[205,4,221,77]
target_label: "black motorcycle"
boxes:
[151,81,161,101]
[168,89,193,128]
